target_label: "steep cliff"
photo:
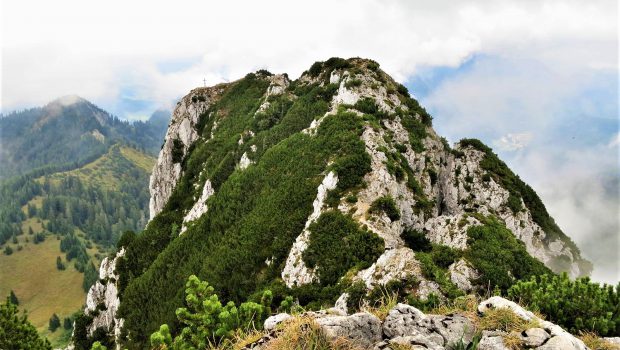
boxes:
[73,58,592,349]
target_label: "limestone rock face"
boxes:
[149,85,227,220]
[477,332,510,350]
[181,179,214,233]
[448,259,479,292]
[314,312,383,348]
[263,313,292,331]
[282,171,338,287]
[522,328,551,347]
[382,303,475,348]
[83,248,126,350]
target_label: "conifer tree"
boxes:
[49,313,61,332]
[0,297,51,349]
[9,290,19,305]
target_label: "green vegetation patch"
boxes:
[401,229,432,252]
[508,273,620,336]
[303,210,384,286]
[400,113,427,153]
[0,297,51,350]
[369,195,401,221]
[465,216,551,292]
[414,244,463,300]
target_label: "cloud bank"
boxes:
[2,0,618,282]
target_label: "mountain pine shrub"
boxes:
[508,273,620,336]
[150,275,272,349]
[303,210,384,285]
[369,196,401,221]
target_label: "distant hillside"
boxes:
[0,144,156,347]
[0,97,164,347]
[0,96,168,179]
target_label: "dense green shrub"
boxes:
[323,57,352,70]
[430,245,460,269]
[354,97,380,116]
[116,230,136,249]
[150,275,272,349]
[369,196,401,221]
[303,210,384,285]
[400,114,427,152]
[465,216,550,292]
[9,290,19,305]
[171,139,184,163]
[366,60,380,71]
[49,313,61,332]
[344,78,362,89]
[508,273,620,336]
[308,61,323,77]
[506,194,523,214]
[401,229,432,252]
[415,249,463,299]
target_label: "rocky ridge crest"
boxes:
[75,58,594,348]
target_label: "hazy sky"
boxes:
[1,0,618,282]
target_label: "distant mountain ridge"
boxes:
[0,96,169,179]
[0,97,167,347]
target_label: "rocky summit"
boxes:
[72,57,600,349]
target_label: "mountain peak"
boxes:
[74,57,592,348]
[50,94,89,107]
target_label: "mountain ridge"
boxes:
[72,57,593,349]
[0,97,170,179]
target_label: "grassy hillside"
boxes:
[0,144,156,347]
[47,144,154,190]
[0,239,85,347]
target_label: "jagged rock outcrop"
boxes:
[282,171,338,287]
[82,249,126,349]
[448,259,479,292]
[149,85,227,220]
[254,297,592,350]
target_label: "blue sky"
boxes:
[1,0,618,282]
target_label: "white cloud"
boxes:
[1,0,617,114]
[516,138,619,283]
[494,132,534,151]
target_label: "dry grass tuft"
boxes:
[579,331,620,350]
[502,332,524,350]
[477,308,540,334]
[432,295,480,320]
[219,328,264,350]
[262,316,362,350]
[361,288,398,321]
